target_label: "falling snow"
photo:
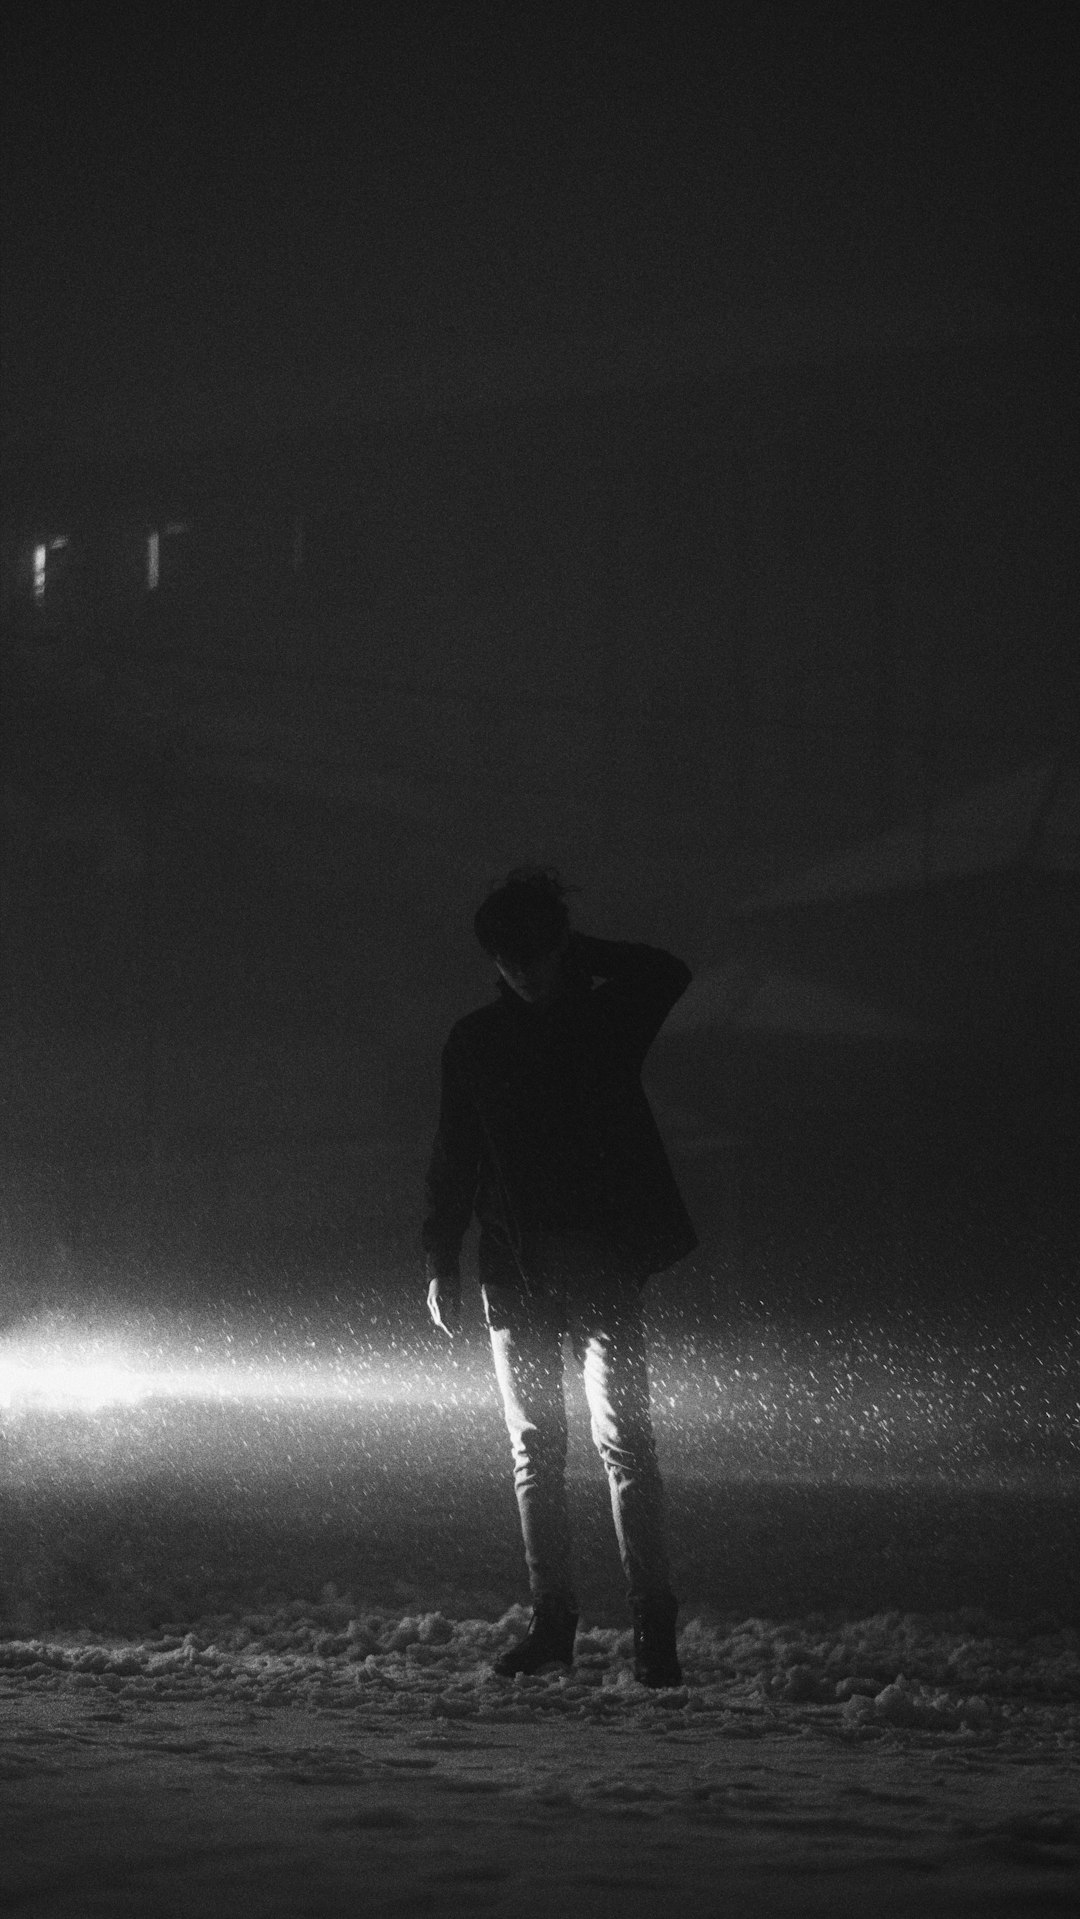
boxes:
[2,1304,1078,1914]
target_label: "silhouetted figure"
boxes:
[423,868,696,1685]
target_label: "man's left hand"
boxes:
[427,1276,462,1339]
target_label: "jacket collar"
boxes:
[495,960,592,1018]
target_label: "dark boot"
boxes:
[493,1599,579,1678]
[631,1593,682,1687]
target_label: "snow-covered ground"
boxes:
[2,1309,1078,1914]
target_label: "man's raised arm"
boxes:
[572,934,692,1056]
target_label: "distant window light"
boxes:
[147,522,192,590]
[33,535,69,601]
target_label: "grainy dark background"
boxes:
[2,4,1077,1333]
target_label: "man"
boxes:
[422,867,697,1686]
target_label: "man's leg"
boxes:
[485,1285,576,1611]
[573,1283,682,1686]
[572,1286,673,1605]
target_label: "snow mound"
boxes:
[2,1593,1077,1749]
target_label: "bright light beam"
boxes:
[0,1335,490,1416]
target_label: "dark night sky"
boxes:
[3,4,1075,450]
[1,6,1077,1306]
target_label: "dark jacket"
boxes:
[422,935,697,1290]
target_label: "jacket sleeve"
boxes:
[421,1033,480,1282]
[572,934,692,1062]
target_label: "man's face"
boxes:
[494,935,568,1004]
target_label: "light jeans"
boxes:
[484,1236,674,1609]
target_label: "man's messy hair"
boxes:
[474,865,577,968]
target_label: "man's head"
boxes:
[474,867,573,1003]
